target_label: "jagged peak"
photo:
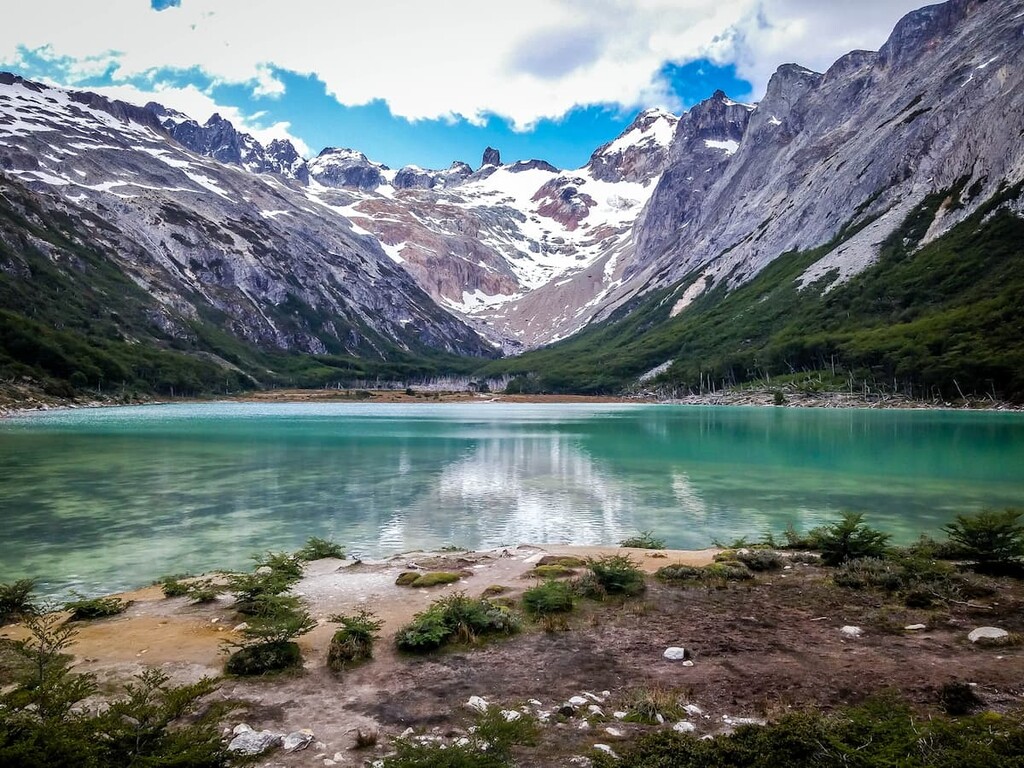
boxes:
[878,0,976,69]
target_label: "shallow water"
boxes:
[1,402,1022,599]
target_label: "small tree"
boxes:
[942,509,1024,568]
[327,609,383,670]
[819,512,890,567]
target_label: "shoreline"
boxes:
[3,540,1023,767]
[3,385,1021,418]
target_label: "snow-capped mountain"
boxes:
[0,72,492,360]
[2,0,1021,371]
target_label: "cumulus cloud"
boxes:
[1,0,927,129]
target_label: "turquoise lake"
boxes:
[1,402,1023,600]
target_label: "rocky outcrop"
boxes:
[532,177,597,230]
[308,148,390,190]
[481,146,501,167]
[586,107,680,183]
[393,161,473,190]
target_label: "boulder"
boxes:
[466,695,489,713]
[227,729,284,755]
[839,626,863,638]
[968,626,1010,644]
[663,646,688,661]
[672,721,696,733]
[283,729,315,752]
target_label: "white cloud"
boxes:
[1,0,928,129]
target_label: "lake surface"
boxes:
[1,402,1023,600]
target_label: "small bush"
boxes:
[0,579,36,624]
[253,551,304,580]
[619,531,666,549]
[571,571,607,600]
[396,593,520,653]
[818,512,890,566]
[781,523,826,551]
[620,687,685,724]
[656,563,753,584]
[735,549,784,571]
[352,728,379,749]
[409,571,463,588]
[224,640,302,676]
[522,580,575,616]
[327,609,383,670]
[943,509,1024,569]
[528,565,577,579]
[160,578,190,598]
[536,555,586,567]
[587,555,646,596]
[183,579,223,604]
[833,557,903,591]
[296,536,346,561]
[64,596,130,621]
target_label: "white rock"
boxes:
[904,624,927,631]
[255,566,273,576]
[227,729,284,755]
[501,710,522,722]
[584,692,604,702]
[588,705,604,717]
[684,704,704,717]
[232,723,253,735]
[569,695,590,707]
[605,726,624,737]
[613,711,628,720]
[400,727,415,738]
[682,660,694,667]
[594,744,619,759]
[672,721,696,733]
[466,695,489,713]
[528,699,544,708]
[283,729,315,752]
[323,761,335,767]
[969,626,1010,643]
[232,622,249,632]
[663,647,687,661]
[655,713,665,724]
[839,626,863,638]
[567,757,593,767]
[577,720,591,730]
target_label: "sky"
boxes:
[1,0,926,170]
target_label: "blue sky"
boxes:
[0,0,924,170]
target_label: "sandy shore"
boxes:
[3,542,1023,767]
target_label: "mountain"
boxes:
[482,0,1024,399]
[0,73,495,398]
[1,0,1022,402]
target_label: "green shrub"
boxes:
[656,563,753,584]
[0,580,36,625]
[380,708,536,768]
[522,580,575,616]
[409,571,463,588]
[327,609,383,670]
[227,564,300,617]
[64,596,130,621]
[160,578,190,598]
[0,615,231,767]
[571,571,607,600]
[396,593,520,653]
[735,549,785,571]
[253,551,304,580]
[833,557,903,591]
[295,536,346,561]
[224,608,316,676]
[781,523,826,551]
[536,555,586,567]
[594,695,1024,768]
[818,512,890,566]
[224,640,303,676]
[943,509,1024,568]
[619,531,666,549]
[528,565,577,578]
[620,687,685,724]
[587,555,646,596]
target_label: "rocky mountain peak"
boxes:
[586,106,679,183]
[481,146,502,168]
[878,0,976,70]
[308,147,390,190]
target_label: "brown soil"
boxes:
[3,548,1023,767]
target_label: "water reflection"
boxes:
[0,403,1022,599]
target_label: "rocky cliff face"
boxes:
[0,73,493,360]
[609,0,1024,321]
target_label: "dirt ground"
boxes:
[3,546,1023,767]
